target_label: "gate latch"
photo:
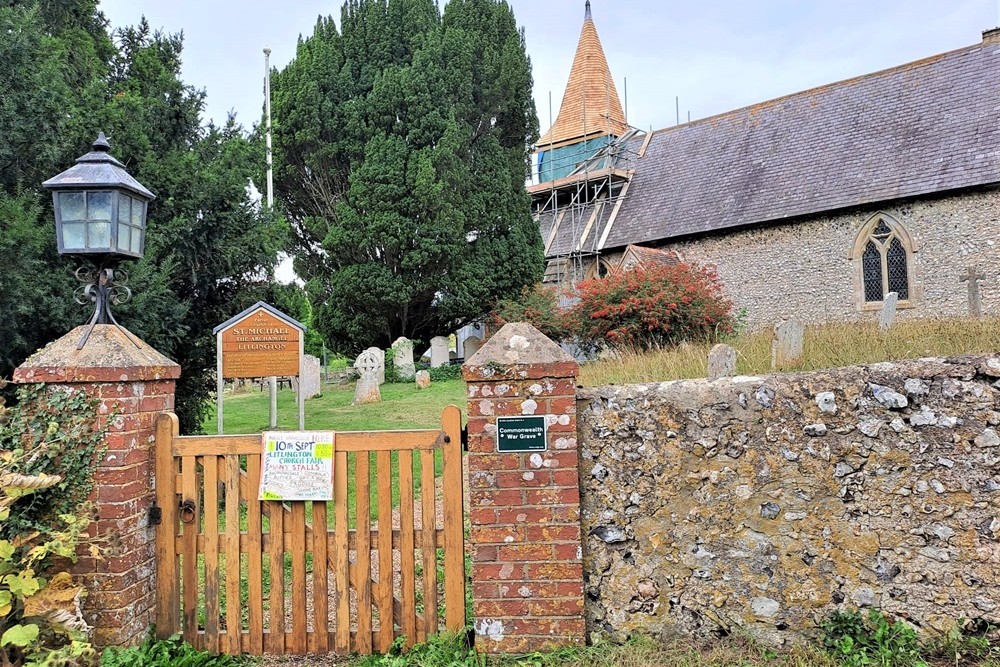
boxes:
[148,504,162,526]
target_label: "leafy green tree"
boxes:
[271,0,543,353]
[0,5,284,433]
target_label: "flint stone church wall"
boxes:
[641,187,1000,329]
[577,355,1000,644]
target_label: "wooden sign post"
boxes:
[213,302,307,433]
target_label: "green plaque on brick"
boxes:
[496,416,547,452]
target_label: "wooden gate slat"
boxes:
[181,454,200,649]
[246,455,264,655]
[398,450,417,647]
[355,452,373,653]
[154,414,180,638]
[224,456,242,654]
[266,500,284,655]
[376,451,394,652]
[420,448,438,638]
[290,502,307,653]
[442,405,466,631]
[204,455,220,653]
[311,503,329,653]
[333,450,350,653]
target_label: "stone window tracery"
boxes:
[850,213,917,309]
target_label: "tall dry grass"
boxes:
[579,317,1000,387]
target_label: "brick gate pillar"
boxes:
[462,322,585,653]
[14,325,180,648]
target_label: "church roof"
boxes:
[537,1,629,149]
[539,33,1000,254]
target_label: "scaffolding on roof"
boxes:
[531,127,642,287]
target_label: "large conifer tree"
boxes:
[271,0,542,352]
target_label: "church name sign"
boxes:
[217,306,301,379]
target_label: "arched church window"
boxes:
[851,213,916,307]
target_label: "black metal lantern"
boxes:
[41,133,155,347]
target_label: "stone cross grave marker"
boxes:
[364,346,386,384]
[353,349,382,404]
[771,319,805,371]
[392,337,416,381]
[430,336,450,368]
[959,265,986,318]
[707,343,737,381]
[879,292,898,331]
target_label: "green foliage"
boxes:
[569,263,734,353]
[0,380,105,667]
[265,283,326,358]
[488,284,573,342]
[272,0,543,353]
[354,632,479,667]
[924,619,999,665]
[429,364,463,382]
[821,610,927,667]
[100,633,250,667]
[0,6,284,433]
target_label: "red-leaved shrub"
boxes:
[487,283,573,342]
[569,263,733,351]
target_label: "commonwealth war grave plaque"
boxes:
[496,415,547,452]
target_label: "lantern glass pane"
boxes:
[119,195,131,225]
[89,221,111,248]
[62,222,85,250]
[87,191,112,221]
[131,200,143,227]
[130,228,141,254]
[118,225,131,253]
[60,192,86,222]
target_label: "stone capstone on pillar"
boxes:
[13,325,180,649]
[462,323,585,653]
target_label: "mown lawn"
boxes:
[204,379,467,434]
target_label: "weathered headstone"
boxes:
[415,370,431,389]
[353,349,382,404]
[464,336,484,360]
[296,354,321,399]
[392,337,416,381]
[771,319,805,371]
[960,265,986,318]
[707,343,737,381]
[353,373,381,404]
[879,292,898,331]
[363,346,385,384]
[430,336,450,368]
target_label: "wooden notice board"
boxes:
[219,307,301,379]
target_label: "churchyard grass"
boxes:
[580,316,1000,386]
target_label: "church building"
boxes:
[534,2,1000,327]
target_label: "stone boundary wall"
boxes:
[577,355,1000,644]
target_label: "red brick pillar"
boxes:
[462,322,585,653]
[14,325,180,648]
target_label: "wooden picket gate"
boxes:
[153,406,466,656]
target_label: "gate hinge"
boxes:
[148,504,162,526]
[461,423,468,452]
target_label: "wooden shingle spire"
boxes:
[538,1,629,149]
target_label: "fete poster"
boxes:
[259,431,335,501]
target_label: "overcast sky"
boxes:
[99,0,999,136]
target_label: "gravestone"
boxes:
[430,336,450,368]
[464,336,484,360]
[415,370,431,389]
[707,343,737,381]
[960,266,986,318]
[771,319,805,371]
[353,349,382,404]
[392,337,416,381]
[363,346,385,384]
[879,292,898,331]
[296,354,321,399]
